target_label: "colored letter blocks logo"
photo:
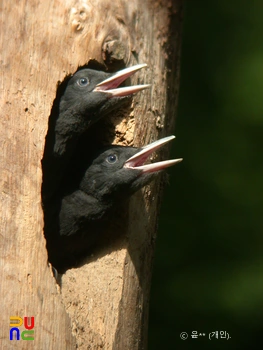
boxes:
[9,316,34,340]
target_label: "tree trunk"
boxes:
[0,1,182,349]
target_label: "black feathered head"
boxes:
[79,136,182,202]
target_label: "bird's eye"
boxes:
[77,77,89,87]
[106,154,118,164]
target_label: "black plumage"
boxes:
[44,136,182,272]
[42,64,149,202]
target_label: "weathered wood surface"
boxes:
[0,0,182,349]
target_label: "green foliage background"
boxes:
[149,1,263,348]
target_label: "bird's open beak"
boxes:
[94,63,150,97]
[124,135,183,173]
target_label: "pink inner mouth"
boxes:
[93,64,150,97]
[124,136,183,173]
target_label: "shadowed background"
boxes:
[149,1,263,348]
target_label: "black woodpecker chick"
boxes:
[45,135,182,271]
[42,64,149,202]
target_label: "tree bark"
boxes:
[0,1,182,349]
